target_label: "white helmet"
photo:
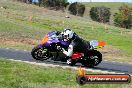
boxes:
[62,28,74,41]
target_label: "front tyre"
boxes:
[31,46,49,61]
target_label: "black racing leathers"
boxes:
[70,33,90,53]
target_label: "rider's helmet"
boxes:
[62,28,74,41]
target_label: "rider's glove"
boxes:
[56,31,61,35]
[57,46,62,51]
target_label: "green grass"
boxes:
[0,57,132,88]
[82,2,132,24]
[83,2,132,14]
[83,2,131,8]
[0,0,132,62]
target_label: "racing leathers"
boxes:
[62,33,91,57]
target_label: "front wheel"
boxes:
[31,46,49,61]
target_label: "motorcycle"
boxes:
[31,31,105,67]
[31,31,70,61]
[67,40,105,67]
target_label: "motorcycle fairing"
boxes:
[90,40,105,49]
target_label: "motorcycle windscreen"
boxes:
[40,35,49,45]
[90,40,105,49]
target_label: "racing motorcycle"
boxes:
[68,40,104,67]
[31,31,105,67]
[31,31,70,61]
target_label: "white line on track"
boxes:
[104,60,132,65]
[15,49,19,51]
[8,59,132,76]
[104,60,108,62]
[6,48,9,49]
[24,50,27,52]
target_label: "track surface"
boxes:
[0,48,132,74]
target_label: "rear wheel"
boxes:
[83,50,102,68]
[31,46,49,61]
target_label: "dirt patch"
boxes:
[98,45,123,55]
[98,45,132,63]
[128,31,132,35]
[0,37,39,45]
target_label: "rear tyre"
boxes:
[83,50,102,68]
[31,46,49,61]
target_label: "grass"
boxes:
[83,2,132,9]
[0,57,132,88]
[82,2,132,15]
[0,0,132,63]
[82,2,132,24]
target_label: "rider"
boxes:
[61,28,91,57]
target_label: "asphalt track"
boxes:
[0,48,132,74]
